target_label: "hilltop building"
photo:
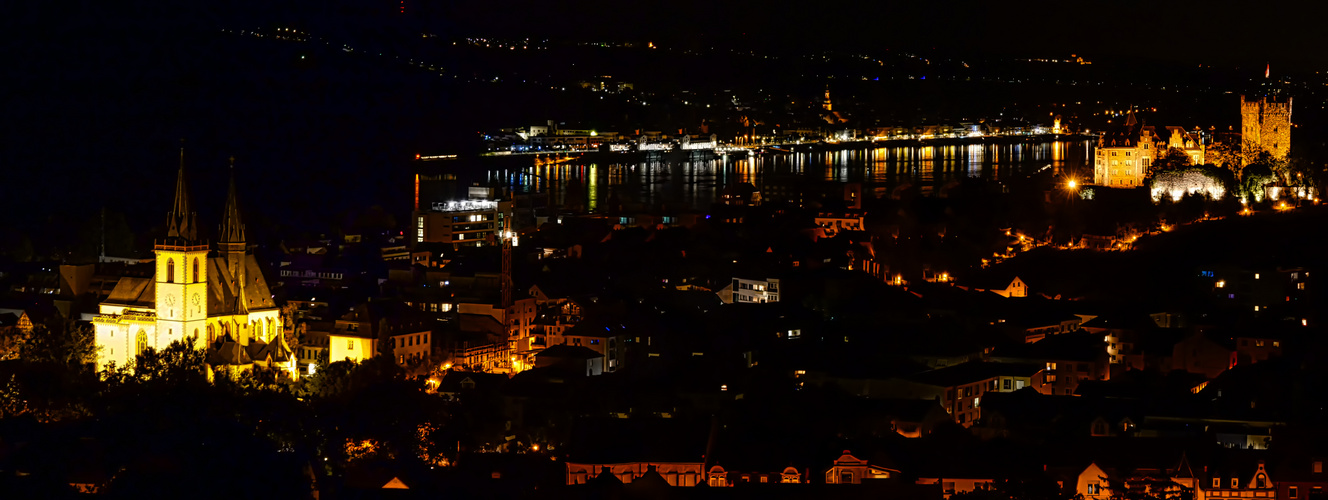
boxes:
[1240,95,1292,160]
[92,154,292,377]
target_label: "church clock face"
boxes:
[192,293,201,311]
[164,295,175,307]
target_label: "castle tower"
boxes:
[218,159,250,324]
[822,85,832,112]
[1241,95,1293,160]
[154,148,211,351]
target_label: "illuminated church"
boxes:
[92,154,294,377]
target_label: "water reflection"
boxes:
[491,139,1093,213]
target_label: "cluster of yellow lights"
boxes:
[416,423,448,466]
[345,439,384,462]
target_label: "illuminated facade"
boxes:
[717,277,780,304]
[327,301,432,367]
[825,451,896,484]
[1165,126,1206,165]
[1201,461,1276,500]
[815,214,864,238]
[413,199,514,248]
[566,462,704,486]
[93,158,291,377]
[1240,95,1292,160]
[1093,117,1154,188]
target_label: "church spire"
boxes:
[219,156,249,319]
[165,143,198,242]
[219,157,246,244]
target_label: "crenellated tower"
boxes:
[1240,95,1293,160]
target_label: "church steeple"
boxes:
[165,145,198,243]
[218,157,249,318]
[219,157,246,245]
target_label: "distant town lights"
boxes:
[433,200,497,212]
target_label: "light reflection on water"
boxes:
[489,140,1092,212]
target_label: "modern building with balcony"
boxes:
[413,199,514,248]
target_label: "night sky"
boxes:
[3,0,1324,240]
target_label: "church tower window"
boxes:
[193,258,200,283]
[207,324,215,343]
[167,259,175,283]
[135,330,148,357]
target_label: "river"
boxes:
[455,138,1096,213]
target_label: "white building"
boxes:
[718,277,781,304]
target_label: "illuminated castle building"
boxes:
[1241,95,1292,160]
[92,154,292,377]
[1163,126,1206,165]
[1093,114,1154,188]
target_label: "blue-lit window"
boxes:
[1200,271,1214,277]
